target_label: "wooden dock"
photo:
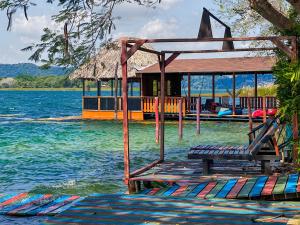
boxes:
[44,193,300,225]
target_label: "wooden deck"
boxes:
[130,160,275,186]
[139,173,300,200]
[44,193,300,225]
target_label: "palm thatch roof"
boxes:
[69,38,157,81]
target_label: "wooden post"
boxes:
[110,80,113,96]
[263,96,267,123]
[130,79,134,96]
[247,97,253,133]
[160,54,166,161]
[155,97,159,144]
[119,79,122,97]
[232,73,236,115]
[97,80,101,96]
[139,78,142,96]
[121,40,130,183]
[187,73,191,112]
[212,75,215,102]
[293,113,299,162]
[82,79,86,96]
[196,97,201,135]
[114,63,119,120]
[178,98,183,140]
[254,73,258,109]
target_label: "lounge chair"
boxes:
[188,117,287,175]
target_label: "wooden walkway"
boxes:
[139,173,300,200]
[0,193,84,216]
[44,193,300,225]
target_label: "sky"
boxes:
[0,0,247,64]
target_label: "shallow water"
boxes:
[0,91,248,224]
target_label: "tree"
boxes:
[0,0,160,68]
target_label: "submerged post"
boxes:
[160,54,166,161]
[178,98,183,140]
[263,96,267,123]
[121,40,130,183]
[155,97,159,143]
[196,97,201,134]
[247,97,253,133]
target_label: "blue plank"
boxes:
[0,194,18,204]
[25,195,72,215]
[285,174,299,194]
[249,176,268,198]
[139,189,152,194]
[186,183,208,197]
[162,185,179,197]
[216,179,238,198]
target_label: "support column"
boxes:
[121,41,130,183]
[97,80,101,96]
[254,73,258,109]
[160,54,166,161]
[187,73,191,112]
[82,79,86,96]
[212,75,215,102]
[232,73,236,115]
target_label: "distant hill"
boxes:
[0,63,69,77]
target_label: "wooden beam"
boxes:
[271,38,293,59]
[121,40,130,183]
[162,47,276,54]
[165,53,180,67]
[127,36,294,44]
[122,40,146,64]
[160,53,166,161]
[126,43,162,56]
[130,159,163,177]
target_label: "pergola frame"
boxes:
[121,36,298,191]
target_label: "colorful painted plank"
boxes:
[205,181,227,199]
[285,174,299,194]
[197,182,217,199]
[272,175,289,195]
[0,193,84,216]
[249,176,268,198]
[237,178,257,199]
[186,183,207,197]
[261,176,277,196]
[226,178,248,199]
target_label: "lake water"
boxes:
[0,91,248,224]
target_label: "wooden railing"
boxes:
[142,97,186,114]
[239,96,278,109]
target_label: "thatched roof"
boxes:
[69,38,157,80]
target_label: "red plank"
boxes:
[171,186,188,197]
[148,188,161,196]
[0,193,28,207]
[261,176,277,196]
[226,178,248,199]
[197,182,217,199]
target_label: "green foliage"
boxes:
[273,60,300,120]
[238,85,277,97]
[14,74,82,88]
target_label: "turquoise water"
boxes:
[0,91,248,224]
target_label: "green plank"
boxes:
[153,187,169,196]
[237,178,257,199]
[272,175,288,195]
[205,181,227,199]
[178,185,197,197]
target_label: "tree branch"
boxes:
[248,0,295,31]
[286,0,300,15]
